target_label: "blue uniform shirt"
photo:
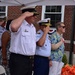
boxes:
[35,30,51,57]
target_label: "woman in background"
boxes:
[1,20,12,75]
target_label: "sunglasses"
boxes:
[60,26,65,28]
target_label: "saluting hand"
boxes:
[23,12,34,18]
[44,25,50,34]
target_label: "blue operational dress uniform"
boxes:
[34,18,51,75]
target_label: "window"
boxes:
[42,6,65,28]
[0,6,7,18]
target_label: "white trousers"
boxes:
[49,61,64,75]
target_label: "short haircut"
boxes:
[55,22,64,30]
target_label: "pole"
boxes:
[69,6,75,64]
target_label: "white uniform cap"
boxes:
[37,18,51,26]
[0,16,6,21]
[20,6,36,10]
[37,18,50,24]
[20,6,39,15]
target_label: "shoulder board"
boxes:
[37,32,41,34]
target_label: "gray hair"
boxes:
[55,22,64,30]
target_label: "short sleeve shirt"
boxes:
[35,30,51,57]
[9,20,36,56]
[50,32,65,62]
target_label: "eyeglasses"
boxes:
[60,26,65,28]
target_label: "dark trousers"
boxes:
[34,55,49,75]
[9,53,33,75]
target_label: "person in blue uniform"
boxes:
[9,6,39,75]
[34,18,52,75]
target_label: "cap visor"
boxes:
[33,12,39,15]
[44,23,51,26]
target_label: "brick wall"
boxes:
[64,6,75,53]
[64,6,73,40]
[8,6,22,20]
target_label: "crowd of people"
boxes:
[0,6,65,75]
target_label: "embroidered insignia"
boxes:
[45,44,47,46]
[24,29,28,32]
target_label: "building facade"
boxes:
[0,5,75,64]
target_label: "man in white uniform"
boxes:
[9,6,39,75]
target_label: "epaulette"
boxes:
[37,32,41,34]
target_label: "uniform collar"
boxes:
[24,20,34,27]
[39,30,43,33]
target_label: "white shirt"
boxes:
[0,26,6,47]
[35,30,51,57]
[9,20,36,56]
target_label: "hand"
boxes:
[49,60,52,67]
[44,25,50,34]
[61,38,65,43]
[23,12,34,18]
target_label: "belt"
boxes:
[11,53,34,59]
[35,55,48,59]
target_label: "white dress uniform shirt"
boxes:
[35,30,51,57]
[0,26,6,47]
[9,20,36,56]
